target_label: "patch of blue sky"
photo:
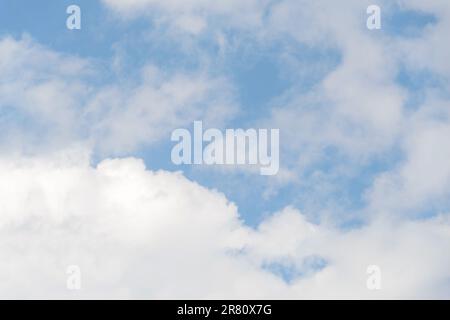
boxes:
[129,35,342,225]
[263,255,328,284]
[0,0,111,57]
[228,42,341,124]
[384,6,437,38]
[133,140,295,226]
[396,66,450,111]
[132,136,403,228]
[289,145,405,226]
[189,169,296,225]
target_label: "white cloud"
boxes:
[87,66,237,154]
[368,113,450,216]
[0,151,448,299]
[0,35,91,151]
[0,36,237,155]
[252,0,450,213]
[395,0,450,79]
[266,0,406,156]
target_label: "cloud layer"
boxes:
[0,151,449,299]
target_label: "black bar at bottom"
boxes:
[0,300,447,319]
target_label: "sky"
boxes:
[0,0,449,299]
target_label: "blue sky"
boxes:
[0,0,446,223]
[0,0,449,298]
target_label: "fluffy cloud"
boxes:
[0,151,448,299]
[368,111,450,216]
[0,35,91,151]
[0,36,237,155]
[87,65,237,154]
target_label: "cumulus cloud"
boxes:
[0,151,448,299]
